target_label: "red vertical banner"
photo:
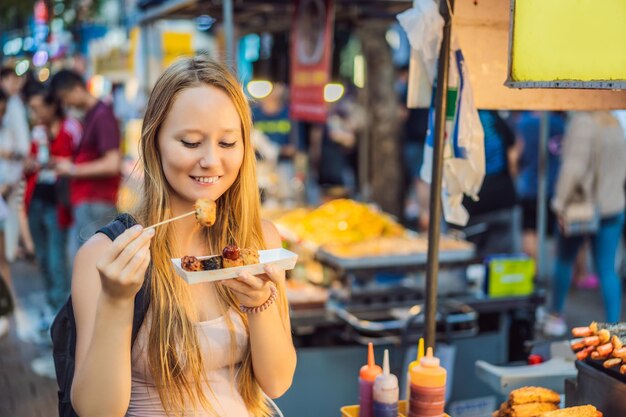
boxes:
[289,0,335,123]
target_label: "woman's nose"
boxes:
[199,149,218,168]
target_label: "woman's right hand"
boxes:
[96,225,155,302]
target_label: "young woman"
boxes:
[70,56,297,417]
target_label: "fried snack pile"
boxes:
[493,387,560,417]
[275,199,404,246]
[570,321,626,373]
[276,199,473,258]
[194,198,217,227]
[540,406,601,417]
[181,245,259,272]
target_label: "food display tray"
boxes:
[172,248,298,284]
[315,247,475,271]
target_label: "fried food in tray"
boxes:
[275,199,405,246]
[180,245,259,272]
[508,402,559,417]
[570,321,626,371]
[509,387,561,405]
[321,235,473,259]
[222,245,244,268]
[181,255,203,272]
[493,387,560,417]
[539,405,601,417]
[241,248,260,265]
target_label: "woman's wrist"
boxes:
[239,284,277,314]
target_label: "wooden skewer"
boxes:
[146,210,195,230]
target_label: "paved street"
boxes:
[1,258,625,417]
[1,260,58,417]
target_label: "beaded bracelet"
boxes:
[239,283,278,314]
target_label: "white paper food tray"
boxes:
[172,248,298,285]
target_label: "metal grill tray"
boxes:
[584,357,626,384]
[315,247,475,270]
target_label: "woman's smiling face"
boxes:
[158,85,244,209]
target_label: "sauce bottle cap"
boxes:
[360,342,382,381]
[420,347,440,368]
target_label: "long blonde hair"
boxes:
[132,55,281,416]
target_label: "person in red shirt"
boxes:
[24,84,81,314]
[50,70,121,262]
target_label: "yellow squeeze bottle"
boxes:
[405,338,425,400]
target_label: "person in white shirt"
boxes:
[0,68,32,263]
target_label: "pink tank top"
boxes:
[126,309,252,417]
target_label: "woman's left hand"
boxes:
[220,265,284,308]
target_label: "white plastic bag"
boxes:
[396,0,444,85]
[420,45,485,226]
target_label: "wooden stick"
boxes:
[146,210,195,230]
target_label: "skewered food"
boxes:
[194,198,217,227]
[570,322,626,368]
[603,357,622,368]
[573,322,626,338]
[181,256,203,271]
[241,248,260,265]
[222,245,241,260]
[201,256,222,270]
[222,245,244,268]
[180,246,260,272]
[223,257,244,268]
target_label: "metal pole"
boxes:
[425,0,454,350]
[223,0,235,66]
[537,112,549,281]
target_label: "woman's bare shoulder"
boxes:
[261,219,282,249]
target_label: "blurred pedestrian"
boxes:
[0,82,30,337]
[50,70,121,262]
[0,68,31,263]
[315,88,364,200]
[252,83,297,205]
[546,112,626,336]
[24,84,80,320]
[452,110,521,259]
[515,111,565,260]
[396,66,430,228]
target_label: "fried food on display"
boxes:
[509,387,561,405]
[570,321,626,371]
[493,387,560,417]
[181,245,259,272]
[275,199,405,246]
[539,405,601,417]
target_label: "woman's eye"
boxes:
[181,139,200,148]
[220,141,237,149]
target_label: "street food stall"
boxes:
[129,0,626,416]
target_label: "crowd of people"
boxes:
[0,66,121,341]
[401,106,626,336]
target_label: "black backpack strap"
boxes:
[96,213,139,241]
[96,213,150,344]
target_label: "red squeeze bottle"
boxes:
[409,347,447,417]
[359,343,383,417]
